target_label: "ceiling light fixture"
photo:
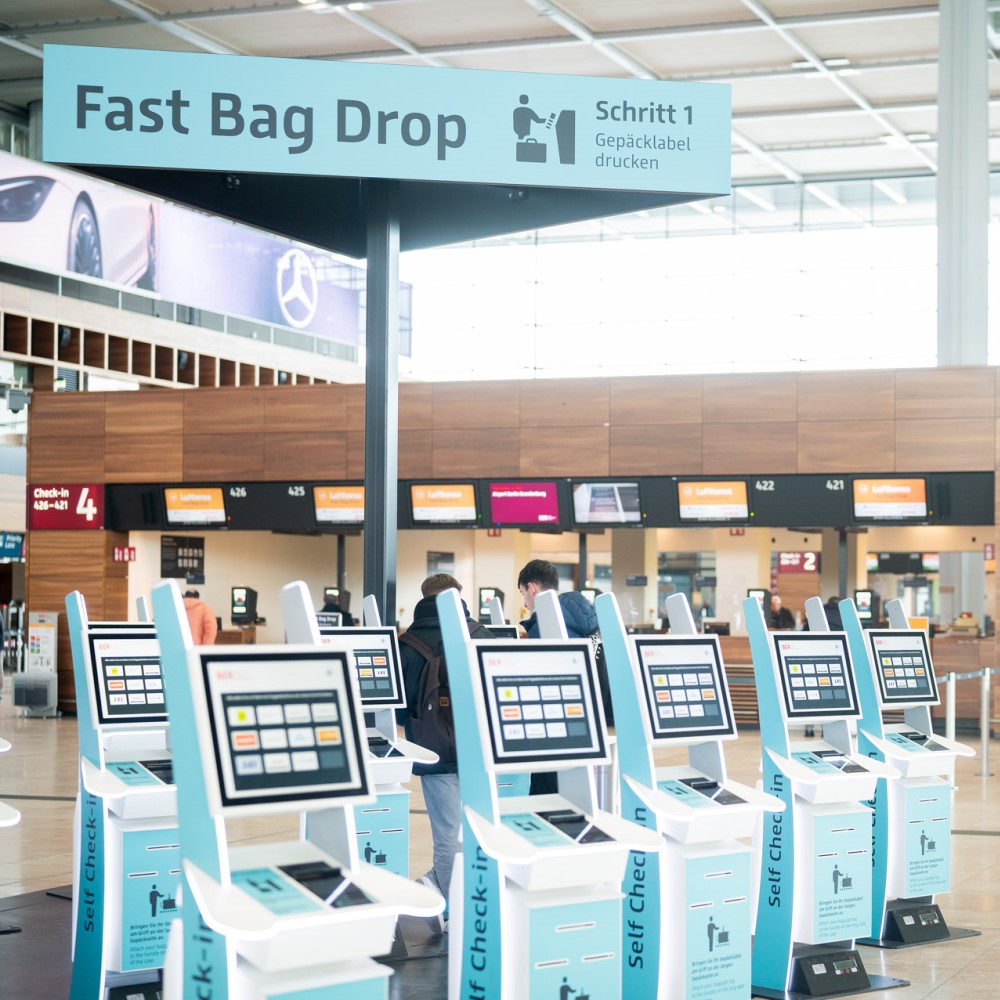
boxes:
[905,132,933,143]
[346,2,371,9]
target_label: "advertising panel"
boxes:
[488,481,560,526]
[410,483,478,525]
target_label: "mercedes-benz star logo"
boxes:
[276,248,319,329]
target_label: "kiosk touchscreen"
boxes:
[746,595,904,999]
[842,599,977,949]
[316,626,405,710]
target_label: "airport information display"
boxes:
[677,480,750,522]
[487,481,560,526]
[87,626,165,725]
[633,637,735,742]
[410,483,478,525]
[773,633,860,720]
[852,478,928,522]
[164,486,227,525]
[867,630,938,705]
[476,642,606,767]
[201,650,367,809]
[317,627,405,709]
[571,481,642,525]
[313,485,364,524]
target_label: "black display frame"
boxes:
[569,478,644,528]
[162,484,229,528]
[482,478,566,530]
[866,628,939,707]
[406,480,481,528]
[772,632,861,721]
[317,626,406,710]
[850,475,930,525]
[674,478,753,525]
[86,623,167,727]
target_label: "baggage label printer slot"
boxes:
[746,595,905,999]
[841,597,978,948]
[151,579,442,1000]
[596,591,784,1000]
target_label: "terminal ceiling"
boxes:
[1,1,999,246]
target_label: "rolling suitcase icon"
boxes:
[841,875,853,889]
[516,138,546,162]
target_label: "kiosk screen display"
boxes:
[571,481,642,525]
[867,630,938,705]
[476,642,606,767]
[409,483,478,525]
[487,481,560,527]
[633,637,735,742]
[201,650,367,809]
[313,485,364,525]
[773,634,860,719]
[87,626,165,726]
[164,486,227,525]
[487,625,520,639]
[316,627,404,710]
[677,481,749,522]
[852,478,928,522]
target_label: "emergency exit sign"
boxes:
[28,484,103,529]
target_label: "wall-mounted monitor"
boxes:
[676,480,750,523]
[851,477,928,523]
[316,627,405,710]
[313,485,364,525]
[866,630,938,706]
[772,633,860,721]
[486,480,561,528]
[475,641,607,769]
[87,625,165,726]
[231,586,257,625]
[164,486,227,526]
[409,483,479,526]
[633,637,736,743]
[200,649,368,812]
[571,480,642,526]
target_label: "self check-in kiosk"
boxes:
[281,581,437,880]
[595,591,784,1000]
[150,579,442,1000]
[746,595,906,998]
[487,594,530,797]
[439,587,661,999]
[64,590,179,1000]
[839,596,977,947]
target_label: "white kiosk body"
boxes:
[840,596,977,947]
[440,588,661,1000]
[64,591,179,999]
[595,591,784,1000]
[151,579,442,1000]
[746,595,905,999]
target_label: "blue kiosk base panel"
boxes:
[859,899,981,949]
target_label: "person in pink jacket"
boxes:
[183,589,218,645]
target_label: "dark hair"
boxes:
[517,559,559,592]
[421,573,462,598]
[183,589,200,599]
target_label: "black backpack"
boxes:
[398,631,456,763]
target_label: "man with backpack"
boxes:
[397,573,493,927]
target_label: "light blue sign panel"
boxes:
[107,761,162,788]
[231,868,326,917]
[120,827,181,971]
[501,812,572,848]
[685,850,751,1000]
[811,812,871,942]
[904,783,951,896]
[43,45,730,197]
[656,779,719,810]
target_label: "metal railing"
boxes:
[938,667,999,777]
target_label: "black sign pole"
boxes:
[363,179,400,626]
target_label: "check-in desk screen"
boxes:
[633,636,735,742]
[476,642,607,768]
[87,625,165,726]
[201,650,368,810]
[867,629,938,706]
[773,633,860,721]
[317,627,405,710]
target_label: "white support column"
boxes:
[937,0,989,364]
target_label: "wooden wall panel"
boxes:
[106,392,183,436]
[29,393,106,440]
[346,385,366,433]
[398,429,433,480]
[519,425,609,476]
[609,376,703,425]
[702,374,797,423]
[520,379,610,428]
[183,387,264,436]
[798,371,894,422]
[432,428,520,477]
[609,424,703,475]
[400,383,433,431]
[896,368,996,421]
[895,418,995,472]
[797,420,895,472]
[262,384,347,434]
[184,435,266,481]
[263,433,348,480]
[432,382,520,429]
[28,393,107,483]
[346,431,365,479]
[106,434,183,482]
[702,422,799,474]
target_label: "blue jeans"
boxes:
[421,771,461,904]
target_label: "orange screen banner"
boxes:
[164,487,225,524]
[313,485,364,523]
[853,478,927,519]
[677,481,749,521]
[410,483,477,522]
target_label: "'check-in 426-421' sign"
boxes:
[28,484,103,530]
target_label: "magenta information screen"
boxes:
[488,481,560,526]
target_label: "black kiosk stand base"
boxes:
[858,898,981,949]
[753,943,909,1000]
[0,919,20,935]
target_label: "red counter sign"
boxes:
[28,484,103,529]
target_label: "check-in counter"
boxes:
[929,635,998,728]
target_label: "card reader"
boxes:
[536,809,614,844]
[279,861,373,908]
[679,776,746,806]
[367,735,404,759]
[901,731,948,752]
[814,750,869,773]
